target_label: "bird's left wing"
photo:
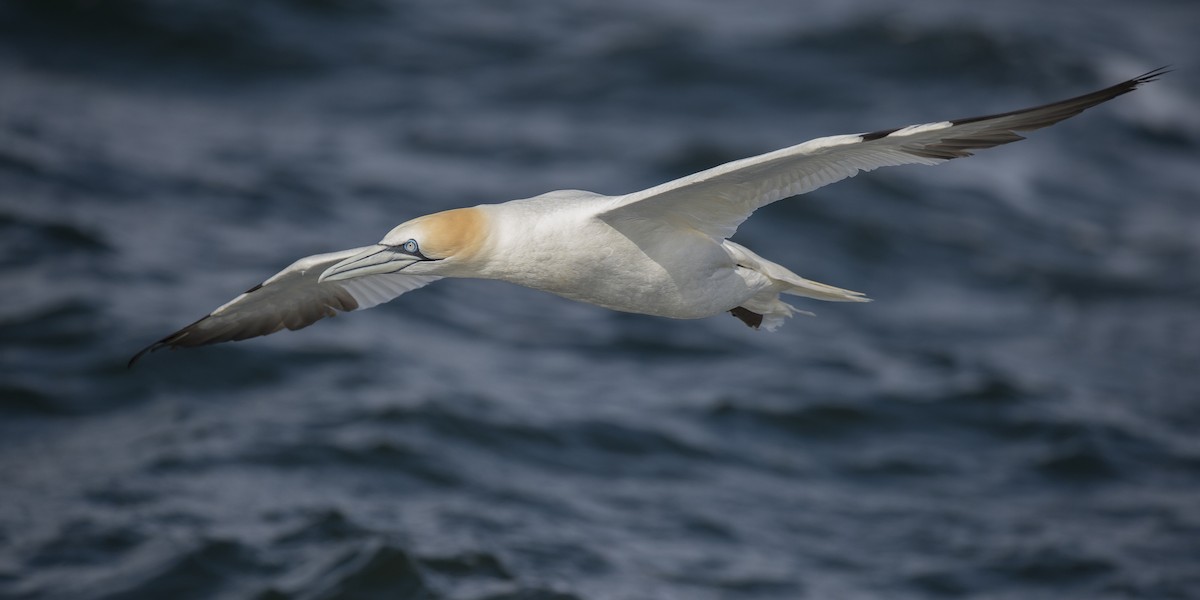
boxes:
[129,247,441,365]
[599,69,1164,239]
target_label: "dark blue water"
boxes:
[2,1,1199,598]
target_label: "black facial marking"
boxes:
[387,242,431,261]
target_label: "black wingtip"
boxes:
[1129,66,1171,88]
[128,328,191,368]
[127,342,164,369]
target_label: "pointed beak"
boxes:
[319,245,419,283]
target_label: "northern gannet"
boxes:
[130,69,1165,365]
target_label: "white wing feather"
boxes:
[600,69,1164,239]
[130,247,440,364]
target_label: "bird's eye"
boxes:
[403,240,418,253]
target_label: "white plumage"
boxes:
[131,69,1164,365]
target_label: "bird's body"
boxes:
[462,191,819,323]
[130,69,1165,365]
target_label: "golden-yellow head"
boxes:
[381,207,487,262]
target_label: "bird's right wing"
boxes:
[598,68,1165,240]
[129,247,441,365]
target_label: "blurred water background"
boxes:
[2,1,1199,598]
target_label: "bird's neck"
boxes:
[459,200,590,286]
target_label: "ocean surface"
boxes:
[2,1,1198,598]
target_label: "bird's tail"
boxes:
[722,240,870,303]
[722,240,868,330]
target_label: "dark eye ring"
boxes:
[403,239,418,253]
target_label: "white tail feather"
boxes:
[722,240,869,303]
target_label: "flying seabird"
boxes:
[130,69,1165,366]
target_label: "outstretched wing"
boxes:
[599,68,1165,239]
[129,247,441,365]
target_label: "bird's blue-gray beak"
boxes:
[319,245,420,283]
